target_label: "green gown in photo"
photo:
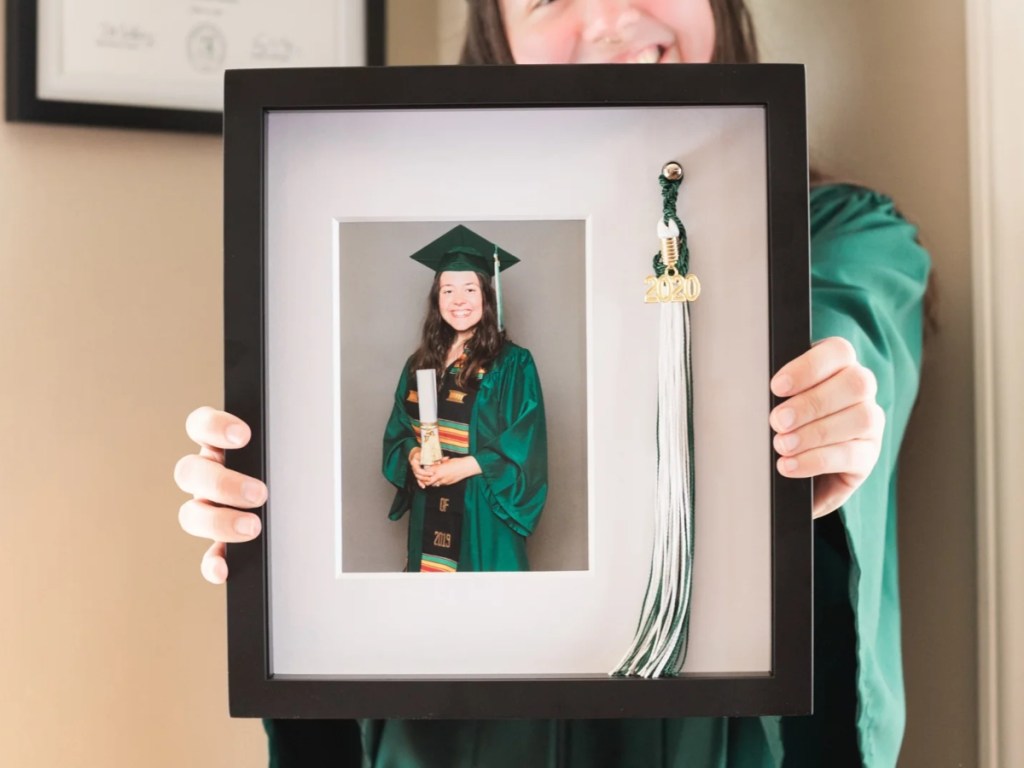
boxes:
[265,184,931,768]
[381,342,548,572]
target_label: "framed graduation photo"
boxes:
[223,63,812,719]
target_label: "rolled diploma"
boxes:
[416,369,443,466]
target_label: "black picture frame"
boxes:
[4,0,386,133]
[224,64,811,720]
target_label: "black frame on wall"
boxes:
[4,0,387,133]
[223,63,812,720]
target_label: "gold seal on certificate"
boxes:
[187,24,227,73]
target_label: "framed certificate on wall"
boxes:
[222,63,814,719]
[4,0,385,133]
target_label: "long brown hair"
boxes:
[408,271,508,389]
[460,0,760,65]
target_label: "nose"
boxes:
[581,0,640,44]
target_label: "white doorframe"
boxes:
[968,1,1024,766]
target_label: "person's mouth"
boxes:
[630,44,664,64]
[602,43,672,64]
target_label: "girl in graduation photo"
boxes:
[174,1,931,765]
[380,224,548,573]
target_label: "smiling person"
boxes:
[174,1,930,766]
[381,225,548,573]
[464,0,751,65]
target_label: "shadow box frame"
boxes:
[223,63,812,720]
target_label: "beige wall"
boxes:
[969,1,1024,763]
[0,21,266,768]
[388,0,442,65]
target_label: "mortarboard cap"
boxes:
[409,224,519,277]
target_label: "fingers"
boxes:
[409,449,431,487]
[199,444,226,465]
[201,541,229,584]
[412,463,452,489]
[770,337,858,397]
[770,338,885,519]
[773,402,885,457]
[174,454,267,509]
[410,461,435,481]
[411,467,433,484]
[180,408,261,583]
[811,475,860,519]
[776,438,880,481]
[185,406,252,451]
[769,364,877,435]
[424,465,458,488]
[179,498,262,542]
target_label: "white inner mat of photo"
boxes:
[266,106,770,676]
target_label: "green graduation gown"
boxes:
[265,184,930,768]
[381,342,548,572]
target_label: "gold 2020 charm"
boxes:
[644,218,701,303]
[644,271,702,303]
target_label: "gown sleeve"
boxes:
[381,363,418,521]
[808,184,930,764]
[473,347,549,537]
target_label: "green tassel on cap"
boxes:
[493,245,504,331]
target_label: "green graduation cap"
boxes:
[410,224,519,276]
[410,224,520,330]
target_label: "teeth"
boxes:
[635,46,659,64]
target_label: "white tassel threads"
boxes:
[615,172,697,678]
[613,299,694,677]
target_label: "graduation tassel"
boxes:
[613,162,700,678]
[493,245,504,332]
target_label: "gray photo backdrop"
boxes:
[338,219,588,572]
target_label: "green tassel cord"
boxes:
[652,173,690,277]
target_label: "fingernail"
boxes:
[772,374,793,395]
[226,424,247,446]
[235,516,261,537]
[778,433,799,452]
[775,408,796,430]
[242,480,266,504]
[782,458,799,472]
